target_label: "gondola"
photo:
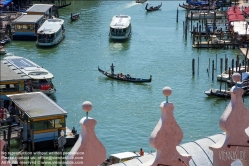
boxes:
[98,66,152,83]
[145,2,162,11]
[71,12,80,21]
[56,2,71,9]
[179,3,219,10]
[136,0,147,3]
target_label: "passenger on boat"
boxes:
[140,148,144,156]
[127,74,131,79]
[110,63,115,75]
[72,127,77,135]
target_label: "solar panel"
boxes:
[6,57,36,68]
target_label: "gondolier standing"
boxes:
[110,63,115,75]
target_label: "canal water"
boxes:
[2,0,249,156]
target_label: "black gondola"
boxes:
[98,66,152,83]
[179,3,219,10]
[56,2,72,9]
[71,12,80,21]
[145,2,162,11]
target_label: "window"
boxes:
[33,118,65,131]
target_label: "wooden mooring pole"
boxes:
[176,7,178,23]
[192,58,195,76]
[212,60,214,82]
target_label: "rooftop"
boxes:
[26,4,53,13]
[12,14,44,23]
[0,60,28,82]
[7,92,67,119]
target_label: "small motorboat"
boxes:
[145,2,162,11]
[98,66,152,83]
[136,0,147,3]
[204,88,231,98]
[71,12,80,21]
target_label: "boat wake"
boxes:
[125,2,139,8]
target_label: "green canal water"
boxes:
[2,0,249,157]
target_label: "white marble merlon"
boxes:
[110,133,226,166]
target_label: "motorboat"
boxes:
[109,15,131,40]
[36,19,65,47]
[3,55,56,94]
[102,152,140,165]
[217,66,249,82]
[204,88,231,98]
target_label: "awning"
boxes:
[0,0,12,6]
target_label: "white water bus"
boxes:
[3,55,56,94]
[36,18,65,46]
[109,15,131,40]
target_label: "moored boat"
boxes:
[36,18,65,47]
[3,55,56,94]
[136,0,147,3]
[145,2,162,11]
[217,66,249,82]
[204,88,231,98]
[98,66,152,83]
[179,3,220,10]
[109,15,131,40]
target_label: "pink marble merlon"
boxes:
[67,117,106,166]
[0,139,11,166]
[210,73,249,166]
[149,87,191,166]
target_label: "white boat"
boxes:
[102,152,140,165]
[109,15,131,40]
[217,66,249,82]
[187,11,226,20]
[36,18,65,47]
[3,55,56,94]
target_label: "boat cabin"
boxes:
[26,4,54,19]
[109,15,131,40]
[36,19,65,46]
[107,152,138,164]
[2,55,56,94]
[6,92,67,151]
[12,14,44,40]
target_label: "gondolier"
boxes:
[110,63,115,75]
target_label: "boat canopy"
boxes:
[110,15,131,29]
[37,19,64,35]
[7,92,67,119]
